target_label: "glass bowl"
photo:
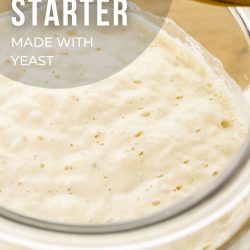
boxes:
[0,1,249,250]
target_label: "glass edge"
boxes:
[229,7,250,46]
[0,3,250,236]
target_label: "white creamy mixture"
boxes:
[0,26,248,224]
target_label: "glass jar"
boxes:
[0,1,249,250]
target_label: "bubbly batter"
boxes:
[0,26,248,224]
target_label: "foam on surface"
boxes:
[0,28,248,224]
